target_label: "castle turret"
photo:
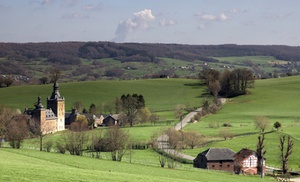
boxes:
[47,82,65,131]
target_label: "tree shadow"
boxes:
[183,82,204,88]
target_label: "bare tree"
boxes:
[149,111,159,125]
[208,80,221,99]
[91,129,104,158]
[254,115,269,133]
[165,128,184,149]
[6,114,29,149]
[219,128,233,140]
[65,121,89,155]
[183,131,203,149]
[49,68,61,83]
[117,112,128,126]
[39,76,48,84]
[174,104,185,130]
[29,117,56,151]
[256,133,266,175]
[73,101,84,113]
[0,106,15,147]
[198,69,220,86]
[114,97,123,114]
[279,135,294,175]
[105,125,129,161]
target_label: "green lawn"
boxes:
[0,148,274,182]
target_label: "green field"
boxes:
[184,76,300,169]
[2,76,300,180]
[0,78,205,113]
[0,148,273,182]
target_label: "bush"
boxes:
[56,140,66,154]
[44,140,53,152]
[208,122,219,128]
[274,121,282,130]
[9,140,21,149]
[193,113,202,121]
[222,122,232,127]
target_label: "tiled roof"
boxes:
[234,148,257,162]
[45,109,57,119]
[200,148,235,161]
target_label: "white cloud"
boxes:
[159,19,176,26]
[199,13,228,21]
[62,13,90,19]
[112,9,155,42]
[83,3,103,11]
[195,12,228,30]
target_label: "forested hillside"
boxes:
[1,42,300,85]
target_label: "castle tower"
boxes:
[47,82,65,131]
[34,96,46,125]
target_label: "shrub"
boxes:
[193,113,202,121]
[208,122,219,128]
[44,140,53,152]
[274,121,282,130]
[56,140,66,154]
[222,122,232,127]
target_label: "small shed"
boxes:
[193,148,235,172]
[102,114,119,126]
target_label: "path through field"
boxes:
[157,98,227,161]
[157,108,203,161]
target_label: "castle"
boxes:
[25,82,65,133]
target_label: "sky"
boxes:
[0,0,299,46]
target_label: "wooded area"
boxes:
[1,42,300,85]
[1,42,300,63]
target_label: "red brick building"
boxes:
[193,148,235,173]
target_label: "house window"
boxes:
[212,165,215,168]
[227,164,230,167]
[220,164,222,167]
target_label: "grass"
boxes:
[183,131,300,170]
[0,78,204,113]
[2,74,300,180]
[0,148,274,182]
[183,76,300,169]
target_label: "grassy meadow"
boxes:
[0,78,204,113]
[184,76,300,169]
[1,75,300,180]
[0,148,274,182]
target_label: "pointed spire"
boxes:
[50,81,61,99]
[35,96,44,109]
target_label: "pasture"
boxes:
[184,76,300,169]
[0,148,273,182]
[0,78,204,113]
[2,76,300,180]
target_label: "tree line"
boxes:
[199,68,255,98]
[71,93,160,128]
[2,42,300,66]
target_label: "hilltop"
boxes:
[1,42,300,85]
